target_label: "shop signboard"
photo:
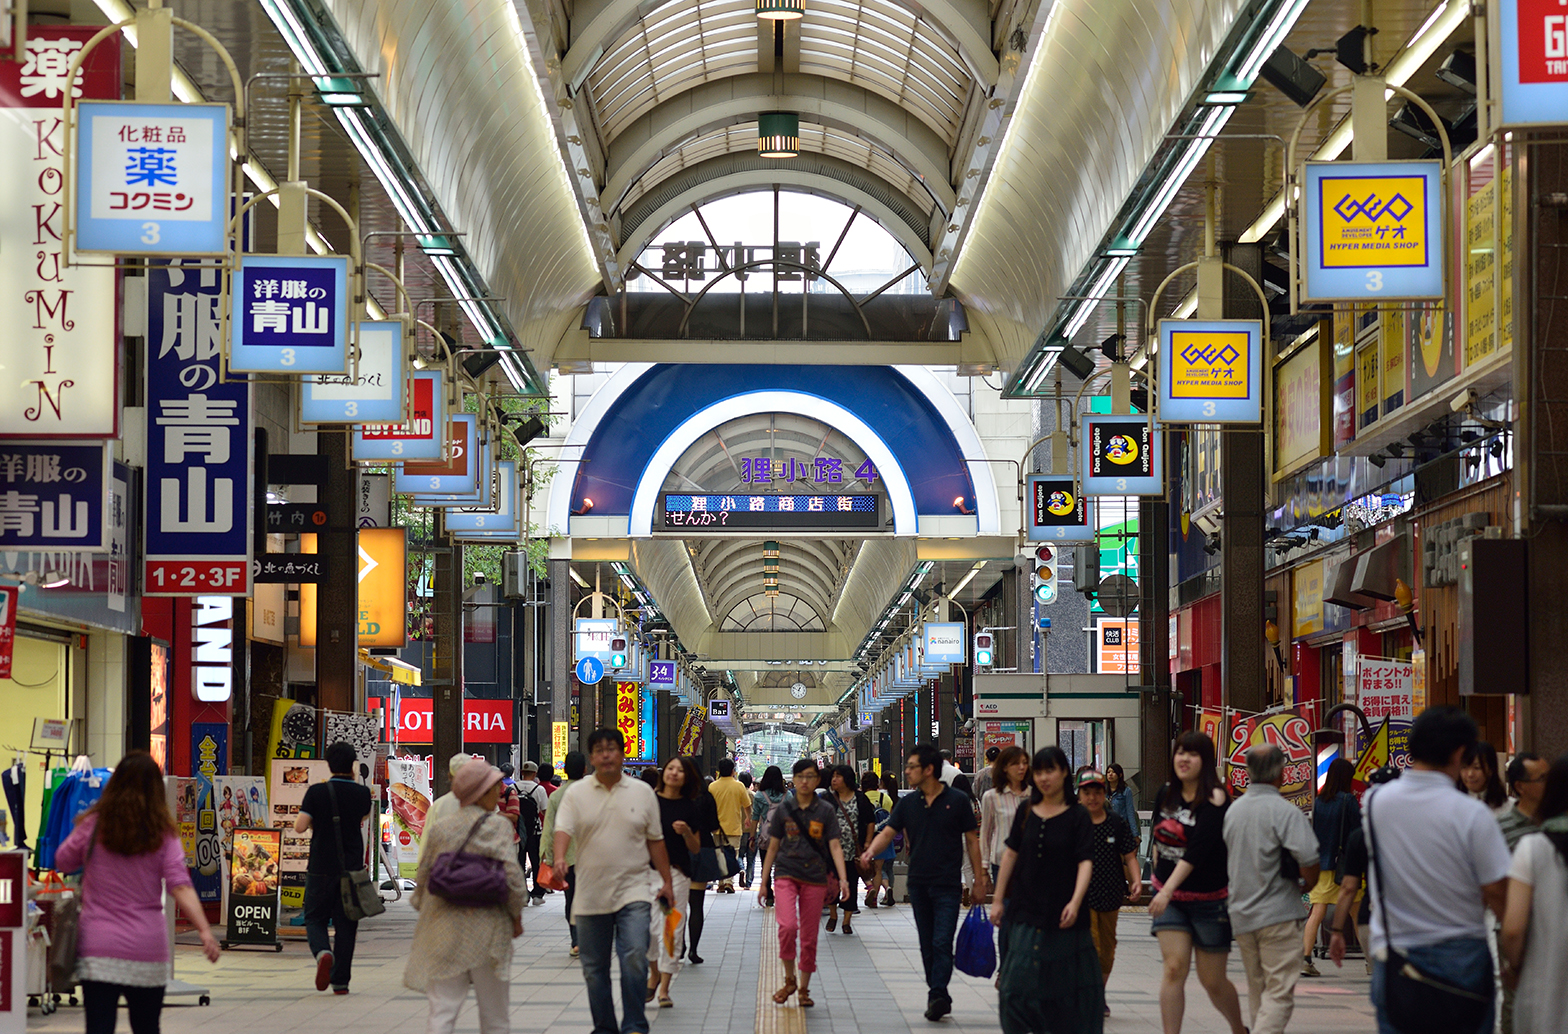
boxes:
[357,528,407,648]
[551,721,569,763]
[373,696,515,744]
[1351,716,1414,788]
[1302,160,1445,301]
[224,828,282,945]
[576,617,617,662]
[1464,162,1513,369]
[1273,334,1332,481]
[1157,320,1265,423]
[1495,0,1568,127]
[449,462,519,537]
[300,320,406,424]
[145,261,250,596]
[677,705,707,756]
[1356,339,1380,430]
[1292,560,1326,639]
[407,439,493,508]
[1096,617,1140,674]
[922,622,966,665]
[649,660,676,686]
[228,255,351,374]
[268,758,331,909]
[1356,656,1414,719]
[0,29,121,442]
[1332,311,1356,447]
[394,414,477,496]
[352,370,446,462]
[1196,708,1224,751]
[1380,308,1407,416]
[0,588,17,682]
[616,682,641,759]
[73,101,229,255]
[1025,475,1095,542]
[386,757,431,878]
[1226,708,1316,812]
[1080,416,1162,495]
[358,472,391,528]
[190,722,225,903]
[0,442,112,552]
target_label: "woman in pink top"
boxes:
[54,752,220,1034]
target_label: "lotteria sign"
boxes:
[373,697,514,743]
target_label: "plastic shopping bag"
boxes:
[953,905,996,979]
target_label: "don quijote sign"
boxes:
[0,29,122,438]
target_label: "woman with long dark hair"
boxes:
[824,765,872,935]
[646,757,707,1008]
[980,747,1031,882]
[681,755,718,965]
[1501,753,1568,1034]
[751,766,788,907]
[1462,741,1511,813]
[989,747,1100,1033]
[1301,757,1360,977]
[1148,731,1246,1034]
[54,752,221,1034]
[1105,763,1140,849]
[860,770,895,907]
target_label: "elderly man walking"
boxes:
[1223,744,1320,1034]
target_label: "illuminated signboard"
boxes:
[1025,475,1096,542]
[1158,319,1264,423]
[660,494,878,530]
[1302,160,1444,301]
[1495,0,1568,127]
[1079,416,1163,496]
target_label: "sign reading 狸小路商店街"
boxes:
[1301,160,1445,302]
[1495,0,1568,128]
[661,493,878,530]
[1157,320,1264,424]
[74,101,230,256]
[145,262,250,596]
[227,255,351,374]
[0,28,122,439]
[1025,475,1096,543]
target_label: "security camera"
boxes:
[1451,388,1476,414]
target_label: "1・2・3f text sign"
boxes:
[1158,319,1264,423]
[74,102,229,255]
[1303,160,1444,300]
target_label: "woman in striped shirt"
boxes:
[980,746,1032,880]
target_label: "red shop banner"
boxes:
[0,586,18,681]
[371,697,514,744]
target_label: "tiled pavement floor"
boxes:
[27,887,1381,1033]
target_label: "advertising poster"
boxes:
[1356,657,1414,720]
[224,828,282,945]
[1195,708,1224,752]
[676,706,707,756]
[213,775,268,859]
[385,757,431,878]
[0,587,17,680]
[1356,340,1380,430]
[190,723,226,902]
[1332,310,1356,448]
[1096,617,1141,675]
[267,758,331,910]
[1351,716,1414,789]
[1226,709,1316,812]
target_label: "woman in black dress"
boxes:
[989,746,1101,1034]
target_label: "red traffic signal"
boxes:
[1035,545,1054,563]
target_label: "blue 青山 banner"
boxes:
[228,255,351,373]
[0,442,111,551]
[145,261,250,595]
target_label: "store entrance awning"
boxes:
[360,650,422,686]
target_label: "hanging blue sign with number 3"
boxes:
[228,255,351,374]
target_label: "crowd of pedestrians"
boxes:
[53,706,1568,1034]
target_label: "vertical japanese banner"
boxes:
[190,722,227,902]
[616,682,640,759]
[145,261,251,595]
[0,28,121,438]
[0,587,17,679]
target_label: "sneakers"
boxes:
[332,987,349,996]
[314,951,334,992]
[924,996,952,1022]
[1301,956,1321,978]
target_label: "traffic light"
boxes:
[610,636,628,670]
[1033,545,1058,605]
[974,632,994,668]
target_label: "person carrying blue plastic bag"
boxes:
[954,903,995,978]
[989,746,1102,1034]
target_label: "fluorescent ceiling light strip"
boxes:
[1238,0,1469,244]
[1232,0,1312,85]
[255,0,330,76]
[1125,105,1234,245]
[1023,347,1062,393]
[1062,254,1132,339]
[949,561,985,596]
[335,109,432,235]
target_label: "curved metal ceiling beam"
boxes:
[699,536,846,584]
[706,554,842,618]
[617,168,933,274]
[603,73,956,214]
[563,0,998,96]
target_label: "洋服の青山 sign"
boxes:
[372,697,514,743]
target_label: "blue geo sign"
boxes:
[229,255,351,373]
[75,102,230,256]
[1157,319,1265,424]
[1302,160,1444,301]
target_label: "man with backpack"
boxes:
[516,761,549,902]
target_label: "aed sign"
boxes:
[1080,416,1163,496]
[191,595,233,702]
[1158,319,1264,423]
[1496,0,1568,126]
[74,101,229,256]
[1025,475,1095,542]
[229,255,351,373]
[1302,160,1444,300]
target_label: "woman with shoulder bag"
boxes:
[825,765,873,935]
[406,763,529,1034]
[54,752,221,1034]
[646,757,705,1008]
[751,767,788,907]
[1302,758,1360,977]
[757,759,849,1007]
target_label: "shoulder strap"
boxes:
[785,796,835,869]
[327,780,350,871]
[455,811,492,852]
[1365,792,1392,949]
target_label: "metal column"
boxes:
[314,431,356,714]
[431,514,463,797]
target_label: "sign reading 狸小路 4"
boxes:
[228,255,351,373]
[1495,0,1568,127]
[74,101,229,255]
[1158,319,1264,423]
[1302,160,1444,301]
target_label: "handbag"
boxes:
[328,781,386,921]
[428,813,511,907]
[690,843,740,883]
[1365,794,1492,1034]
[953,904,997,979]
[48,833,94,989]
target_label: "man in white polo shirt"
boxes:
[553,729,674,1034]
[1362,706,1510,1034]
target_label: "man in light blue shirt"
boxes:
[1363,706,1511,1034]
[1223,744,1321,1034]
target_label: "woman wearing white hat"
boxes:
[406,763,529,1034]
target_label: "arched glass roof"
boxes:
[723,593,827,631]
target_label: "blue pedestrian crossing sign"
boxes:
[576,656,605,686]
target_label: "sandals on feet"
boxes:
[659,997,674,1008]
[798,989,814,1007]
[772,978,797,1004]
[645,986,657,1003]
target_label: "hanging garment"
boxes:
[2,765,24,850]
[37,767,109,871]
